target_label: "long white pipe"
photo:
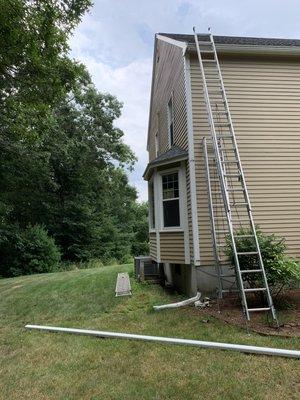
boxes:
[25,324,300,358]
[153,292,201,310]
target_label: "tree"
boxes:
[0,1,146,275]
[0,0,92,143]
[44,83,136,261]
[131,202,149,256]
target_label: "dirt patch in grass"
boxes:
[191,290,300,337]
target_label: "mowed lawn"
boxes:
[0,265,299,400]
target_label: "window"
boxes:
[167,97,174,147]
[155,132,159,157]
[149,179,155,229]
[162,172,180,227]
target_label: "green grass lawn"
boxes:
[0,264,299,400]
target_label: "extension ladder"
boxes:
[193,28,278,322]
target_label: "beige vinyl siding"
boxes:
[190,53,300,265]
[160,231,185,263]
[149,232,157,260]
[148,39,188,162]
[147,38,194,266]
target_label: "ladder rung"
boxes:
[221,289,240,293]
[224,173,241,177]
[244,288,267,293]
[197,41,212,45]
[215,230,228,233]
[215,123,230,127]
[221,161,238,164]
[241,269,262,273]
[227,188,244,192]
[248,307,271,312]
[230,202,249,207]
[216,243,226,247]
[216,135,233,139]
[219,147,237,152]
[234,234,254,238]
[231,218,250,222]
[202,50,214,53]
[237,251,258,255]
[206,78,220,81]
[202,59,217,63]
[212,101,227,106]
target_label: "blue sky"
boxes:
[69,0,300,201]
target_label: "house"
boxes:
[143,32,300,296]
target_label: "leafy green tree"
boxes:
[131,202,149,256]
[0,1,150,275]
[0,0,92,143]
[0,224,61,277]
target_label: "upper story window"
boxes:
[167,97,174,147]
[149,179,155,229]
[155,132,159,157]
[162,172,180,227]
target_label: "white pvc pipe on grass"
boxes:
[153,292,201,310]
[25,324,300,359]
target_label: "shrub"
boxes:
[0,224,61,277]
[226,227,300,297]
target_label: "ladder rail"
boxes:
[193,28,277,322]
[209,32,277,320]
[202,137,223,297]
[192,27,230,213]
[210,33,253,214]
[193,28,249,318]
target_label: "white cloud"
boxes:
[70,46,152,201]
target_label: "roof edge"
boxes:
[146,35,187,152]
[187,43,300,56]
[143,152,188,180]
[156,34,188,50]
[146,35,158,152]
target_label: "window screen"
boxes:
[149,180,155,229]
[167,98,174,146]
[162,172,180,227]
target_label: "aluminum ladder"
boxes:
[202,137,236,298]
[193,27,278,322]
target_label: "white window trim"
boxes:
[157,166,185,232]
[149,164,189,264]
[183,53,200,266]
[167,93,174,148]
[148,177,156,232]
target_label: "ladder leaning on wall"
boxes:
[193,27,278,323]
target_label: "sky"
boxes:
[69,0,300,202]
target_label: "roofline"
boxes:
[143,154,188,180]
[146,35,188,152]
[146,33,300,151]
[187,43,300,56]
[146,35,158,152]
[156,34,188,51]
